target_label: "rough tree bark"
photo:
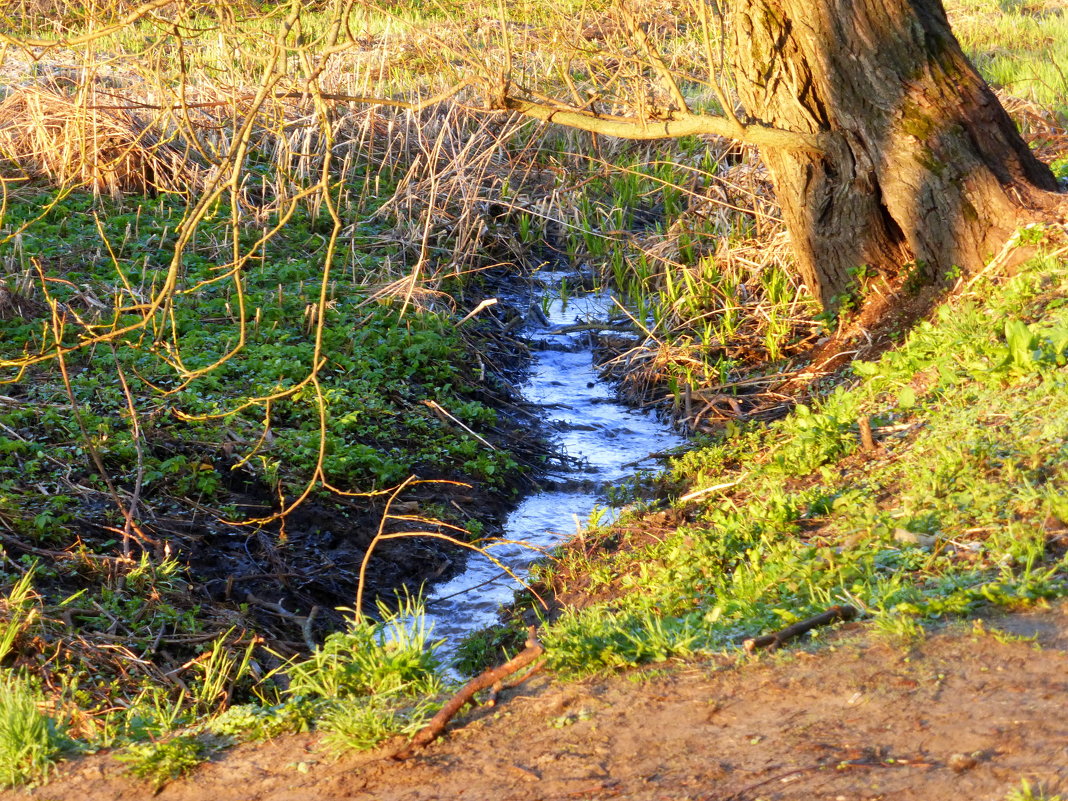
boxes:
[730,0,1062,307]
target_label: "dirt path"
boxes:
[13,605,1068,801]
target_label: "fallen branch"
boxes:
[743,605,857,653]
[393,628,544,759]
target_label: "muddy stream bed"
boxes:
[421,270,685,661]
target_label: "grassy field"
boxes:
[0,0,1065,791]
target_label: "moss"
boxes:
[900,98,939,141]
[914,145,949,176]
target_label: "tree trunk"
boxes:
[730,0,1062,308]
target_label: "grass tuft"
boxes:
[318,695,439,754]
[115,734,208,792]
[286,599,443,700]
[0,673,68,788]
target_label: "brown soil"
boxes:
[13,603,1068,801]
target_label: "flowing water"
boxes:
[422,271,686,661]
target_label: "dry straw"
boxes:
[0,83,202,196]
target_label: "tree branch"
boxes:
[620,4,690,115]
[500,96,830,153]
[392,628,545,758]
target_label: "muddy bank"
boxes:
[15,602,1068,801]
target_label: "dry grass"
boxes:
[0,84,202,196]
[997,91,1068,161]
[370,104,551,272]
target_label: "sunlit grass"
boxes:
[540,247,1068,675]
[0,674,68,788]
[948,0,1068,117]
[0,0,1064,781]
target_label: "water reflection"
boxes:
[421,277,685,662]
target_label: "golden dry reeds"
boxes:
[0,84,202,196]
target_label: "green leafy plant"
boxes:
[116,734,209,791]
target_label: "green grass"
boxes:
[207,700,316,742]
[949,0,1068,118]
[286,599,443,700]
[538,248,1068,674]
[264,599,445,753]
[0,673,68,788]
[0,0,1065,783]
[110,601,446,772]
[318,695,439,754]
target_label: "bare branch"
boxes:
[499,95,831,153]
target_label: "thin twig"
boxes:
[424,400,497,450]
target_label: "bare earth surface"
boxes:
[10,604,1068,801]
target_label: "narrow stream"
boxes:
[422,270,686,661]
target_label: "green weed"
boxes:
[116,734,209,792]
[872,613,927,646]
[318,695,439,754]
[452,622,527,677]
[207,700,316,742]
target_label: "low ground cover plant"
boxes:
[539,247,1068,673]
